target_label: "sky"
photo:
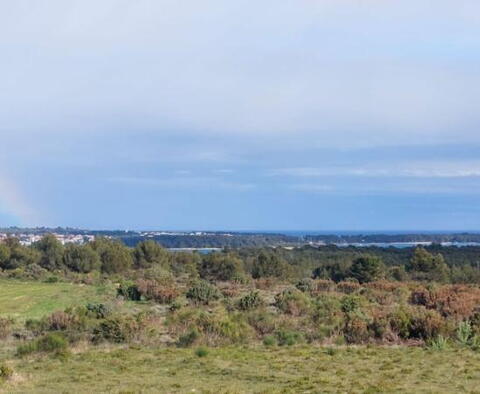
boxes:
[1,0,480,231]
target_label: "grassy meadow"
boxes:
[2,344,480,393]
[0,279,112,321]
[0,279,479,393]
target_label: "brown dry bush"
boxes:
[136,279,179,304]
[254,277,279,290]
[47,311,78,331]
[410,284,480,320]
[365,280,405,292]
[312,279,336,294]
[343,316,370,344]
[337,281,361,294]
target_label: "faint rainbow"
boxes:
[0,172,38,226]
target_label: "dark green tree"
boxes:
[348,255,384,283]
[34,234,65,270]
[63,244,101,273]
[251,251,291,279]
[91,238,133,274]
[133,240,171,269]
[199,252,246,281]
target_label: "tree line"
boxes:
[1,234,480,284]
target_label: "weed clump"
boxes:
[17,333,68,357]
[195,346,209,357]
[0,364,13,381]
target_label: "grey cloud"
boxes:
[1,1,480,148]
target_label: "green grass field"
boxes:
[3,345,480,393]
[0,279,112,321]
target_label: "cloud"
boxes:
[0,1,479,148]
[270,161,480,179]
[108,176,255,191]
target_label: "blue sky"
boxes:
[1,1,480,231]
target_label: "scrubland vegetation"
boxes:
[0,234,480,392]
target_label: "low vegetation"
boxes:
[0,234,480,391]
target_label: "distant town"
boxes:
[1,227,480,249]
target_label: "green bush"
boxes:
[427,335,449,350]
[340,295,361,314]
[199,253,246,281]
[86,303,112,319]
[176,328,199,348]
[117,282,142,301]
[0,364,13,381]
[237,291,263,311]
[246,310,277,335]
[263,335,276,346]
[92,316,139,343]
[275,329,303,346]
[274,289,311,316]
[186,281,221,305]
[17,333,68,357]
[456,320,475,347]
[195,346,209,357]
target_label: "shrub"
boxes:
[254,278,277,290]
[409,308,446,340]
[427,335,449,350]
[46,311,77,331]
[0,364,13,381]
[323,347,336,356]
[186,281,221,305]
[237,291,264,311]
[37,333,68,352]
[195,347,209,357]
[275,329,303,346]
[456,320,474,347]
[340,295,361,314]
[312,279,336,294]
[344,316,370,344]
[410,285,480,320]
[17,333,68,356]
[246,310,277,335]
[337,281,361,294]
[176,328,199,347]
[197,312,251,345]
[136,279,179,304]
[274,289,311,316]
[263,335,276,346]
[199,253,246,281]
[117,282,142,301]
[368,311,391,340]
[296,278,314,293]
[92,316,139,343]
[86,303,112,319]
[389,306,413,339]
